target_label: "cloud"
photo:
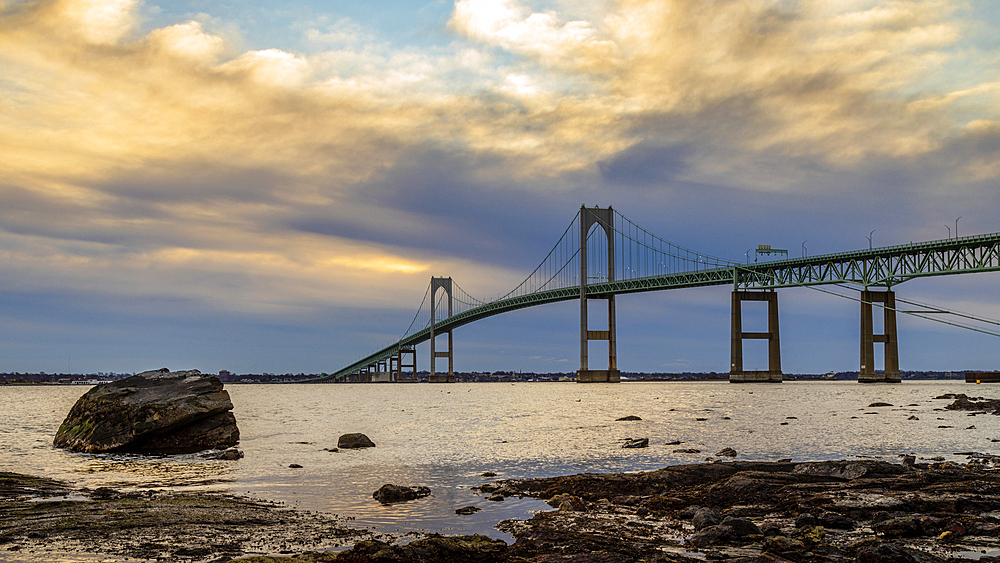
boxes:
[0,0,997,373]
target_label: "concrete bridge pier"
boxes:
[429,277,455,383]
[859,289,901,383]
[730,290,782,382]
[393,348,417,382]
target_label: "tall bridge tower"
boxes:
[429,277,455,383]
[577,205,620,383]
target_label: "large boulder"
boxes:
[53,368,239,454]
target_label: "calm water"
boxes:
[2,381,999,541]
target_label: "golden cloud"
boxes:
[0,0,996,318]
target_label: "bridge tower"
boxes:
[577,205,620,383]
[730,290,782,382]
[859,289,901,383]
[429,277,455,383]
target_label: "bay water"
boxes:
[2,381,998,542]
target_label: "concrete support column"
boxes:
[576,205,620,383]
[394,348,417,382]
[859,289,901,383]
[729,290,782,382]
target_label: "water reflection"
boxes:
[3,381,998,541]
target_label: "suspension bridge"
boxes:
[319,205,1000,383]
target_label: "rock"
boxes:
[546,493,586,511]
[622,437,649,449]
[673,448,701,454]
[853,541,930,563]
[481,471,496,477]
[53,369,239,454]
[616,415,642,421]
[689,524,733,547]
[795,513,817,528]
[869,402,894,407]
[715,447,738,457]
[201,447,243,460]
[873,515,942,538]
[487,493,504,502]
[455,506,480,515]
[372,484,431,504]
[908,415,919,420]
[289,464,302,469]
[337,535,508,562]
[692,507,722,529]
[721,516,762,537]
[338,433,375,449]
[763,535,806,554]
[817,511,856,530]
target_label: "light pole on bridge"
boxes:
[867,230,876,250]
[956,216,962,239]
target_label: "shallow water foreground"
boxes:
[1,381,998,543]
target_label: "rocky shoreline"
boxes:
[3,391,999,562]
[0,472,403,562]
[4,456,999,562]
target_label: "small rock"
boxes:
[289,463,303,469]
[487,493,504,502]
[372,484,431,504]
[616,415,642,421]
[721,516,762,537]
[481,471,496,477]
[817,511,856,530]
[696,417,708,421]
[665,440,683,445]
[715,447,737,457]
[901,455,916,466]
[763,535,806,554]
[907,415,919,420]
[202,447,244,460]
[622,437,649,449]
[794,513,817,528]
[338,433,375,449]
[780,422,789,425]
[692,507,722,530]
[673,448,701,454]
[689,524,733,547]
[323,448,339,452]
[546,493,585,511]
[869,402,894,407]
[455,506,480,515]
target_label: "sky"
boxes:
[1,0,999,376]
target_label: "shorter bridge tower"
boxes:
[859,289,901,383]
[577,205,620,383]
[430,277,455,383]
[730,289,782,382]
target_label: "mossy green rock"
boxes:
[53,368,239,454]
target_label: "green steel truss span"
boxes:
[323,232,1000,381]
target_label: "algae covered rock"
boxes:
[372,484,431,504]
[53,368,239,454]
[338,433,375,449]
